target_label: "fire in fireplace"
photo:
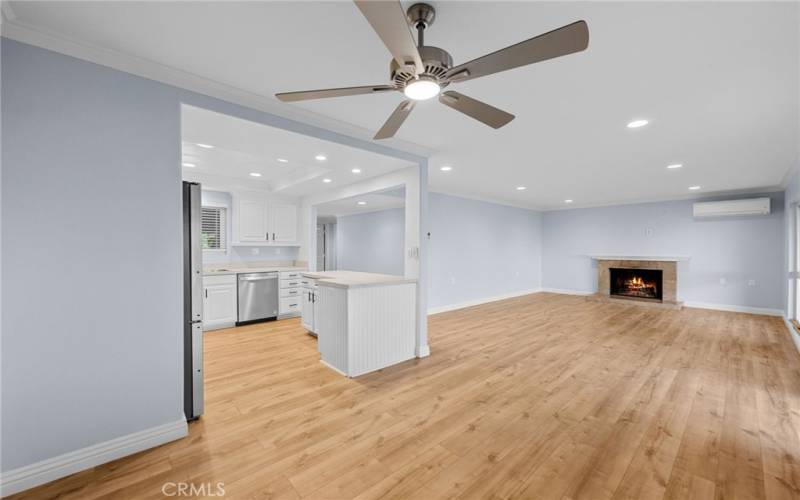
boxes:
[609,268,663,301]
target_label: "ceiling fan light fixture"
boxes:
[404,78,440,101]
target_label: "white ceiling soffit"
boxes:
[316,189,406,218]
[4,1,798,210]
[180,105,415,197]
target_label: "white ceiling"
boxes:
[5,1,798,209]
[180,105,414,197]
[316,187,405,217]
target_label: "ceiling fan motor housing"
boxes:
[390,45,452,90]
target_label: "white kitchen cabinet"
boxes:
[301,279,316,334]
[237,199,268,242]
[232,194,298,245]
[278,270,303,318]
[271,203,297,243]
[203,274,237,331]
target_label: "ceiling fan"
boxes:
[276,1,589,140]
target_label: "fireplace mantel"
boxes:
[589,255,690,262]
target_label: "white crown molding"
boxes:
[542,185,786,212]
[779,162,799,190]
[428,188,543,212]
[1,1,17,23]
[0,18,433,159]
[0,418,188,497]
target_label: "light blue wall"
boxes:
[1,37,426,478]
[428,193,543,310]
[542,193,785,311]
[2,38,184,471]
[201,190,299,264]
[336,208,405,275]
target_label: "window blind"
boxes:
[201,206,226,250]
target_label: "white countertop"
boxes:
[204,265,307,276]
[588,255,690,262]
[302,270,417,289]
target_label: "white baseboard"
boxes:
[539,288,595,296]
[783,317,800,354]
[320,359,347,377]
[427,288,542,315]
[415,344,430,358]
[0,418,188,497]
[683,301,785,317]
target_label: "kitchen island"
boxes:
[302,271,417,377]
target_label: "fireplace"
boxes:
[609,268,663,301]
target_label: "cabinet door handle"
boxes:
[272,232,275,240]
[290,303,297,307]
[205,289,207,298]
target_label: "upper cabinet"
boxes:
[232,194,299,246]
[271,203,298,243]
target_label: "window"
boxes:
[201,206,226,251]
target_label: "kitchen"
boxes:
[181,104,426,420]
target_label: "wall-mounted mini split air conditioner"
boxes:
[692,197,771,218]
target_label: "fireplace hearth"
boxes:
[609,268,662,301]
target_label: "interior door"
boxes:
[238,199,267,241]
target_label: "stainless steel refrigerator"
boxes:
[182,181,204,420]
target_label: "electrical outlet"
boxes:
[747,279,756,286]
[251,248,259,256]
[719,277,727,286]
[645,227,654,238]
[274,247,281,255]
[450,276,456,285]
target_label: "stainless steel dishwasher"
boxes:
[236,272,279,326]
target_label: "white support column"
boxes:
[416,159,430,357]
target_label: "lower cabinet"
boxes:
[300,285,316,334]
[278,271,302,317]
[203,274,237,331]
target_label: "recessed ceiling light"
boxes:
[688,185,701,190]
[564,199,574,203]
[315,154,327,161]
[196,143,214,149]
[357,201,367,205]
[322,178,332,183]
[182,162,196,168]
[516,186,527,191]
[351,168,362,174]
[667,163,683,169]
[626,119,649,129]
[249,172,262,177]
[276,158,288,163]
[440,166,452,172]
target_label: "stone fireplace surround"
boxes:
[590,256,687,309]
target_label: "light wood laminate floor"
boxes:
[11,293,800,499]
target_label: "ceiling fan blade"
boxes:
[374,100,415,140]
[445,20,589,83]
[276,85,396,102]
[439,91,514,129]
[354,1,425,75]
